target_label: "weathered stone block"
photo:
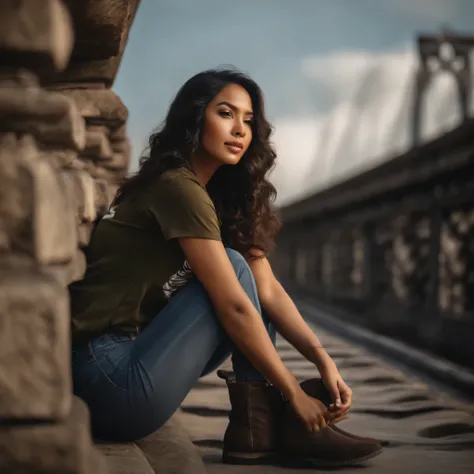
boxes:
[0,85,86,150]
[64,0,140,60]
[94,179,114,218]
[45,56,122,88]
[60,169,97,223]
[96,441,154,474]
[0,396,108,474]
[81,159,107,179]
[38,149,77,170]
[0,69,39,88]
[47,82,106,91]
[0,134,77,263]
[67,248,87,284]
[0,0,74,72]
[110,136,130,154]
[78,222,94,248]
[44,249,87,287]
[60,89,128,127]
[135,415,207,474]
[109,124,127,142]
[84,126,113,159]
[0,271,71,420]
[99,168,128,185]
[102,152,131,171]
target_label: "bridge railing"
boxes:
[272,119,474,368]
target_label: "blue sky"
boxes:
[114,0,474,204]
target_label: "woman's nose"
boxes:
[232,122,246,138]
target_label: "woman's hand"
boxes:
[317,357,353,418]
[289,388,337,432]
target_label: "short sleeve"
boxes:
[148,172,222,241]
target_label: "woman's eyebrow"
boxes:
[216,101,253,116]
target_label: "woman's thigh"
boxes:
[74,248,263,441]
[126,277,228,434]
[71,332,135,439]
[74,275,230,441]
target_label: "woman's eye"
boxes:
[245,120,253,126]
[219,110,232,117]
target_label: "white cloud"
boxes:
[269,116,325,204]
[382,0,466,22]
[272,45,472,206]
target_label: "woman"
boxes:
[70,68,382,467]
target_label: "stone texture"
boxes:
[0,1,140,473]
[60,88,128,127]
[45,248,88,286]
[46,56,123,87]
[0,396,108,474]
[38,149,78,170]
[102,151,131,171]
[0,271,71,420]
[94,179,115,218]
[60,169,97,223]
[0,134,78,263]
[44,1,141,86]
[64,0,140,60]
[185,329,474,474]
[96,442,154,474]
[0,0,74,71]
[84,126,113,160]
[0,84,86,150]
[0,69,39,88]
[78,222,95,248]
[135,415,207,474]
[110,124,127,142]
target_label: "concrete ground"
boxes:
[178,323,474,474]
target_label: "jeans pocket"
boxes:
[72,345,104,399]
[88,337,130,392]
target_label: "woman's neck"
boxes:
[189,152,221,187]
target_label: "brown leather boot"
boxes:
[218,371,383,467]
[300,378,383,446]
[217,370,283,464]
[280,399,383,467]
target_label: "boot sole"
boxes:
[281,445,383,468]
[223,446,383,467]
[223,451,277,465]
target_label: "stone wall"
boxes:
[0,1,140,472]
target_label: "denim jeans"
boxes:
[71,248,276,442]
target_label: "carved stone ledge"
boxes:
[0,271,71,420]
[0,0,73,72]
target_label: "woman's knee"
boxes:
[225,248,251,278]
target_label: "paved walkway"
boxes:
[178,323,474,473]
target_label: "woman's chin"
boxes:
[218,153,242,166]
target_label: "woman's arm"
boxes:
[179,239,342,429]
[247,251,352,411]
[178,238,301,400]
[246,251,331,369]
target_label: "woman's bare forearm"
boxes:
[246,253,331,368]
[178,239,302,400]
[261,280,332,368]
[215,297,300,399]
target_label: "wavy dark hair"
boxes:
[113,67,281,257]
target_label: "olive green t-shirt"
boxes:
[69,167,222,343]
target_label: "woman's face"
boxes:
[200,83,253,166]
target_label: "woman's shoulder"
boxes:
[159,167,200,186]
[148,167,210,204]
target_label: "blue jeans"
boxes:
[71,248,276,442]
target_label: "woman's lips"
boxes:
[225,142,243,153]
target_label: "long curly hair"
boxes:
[113,67,281,257]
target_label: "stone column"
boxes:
[0,0,139,472]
